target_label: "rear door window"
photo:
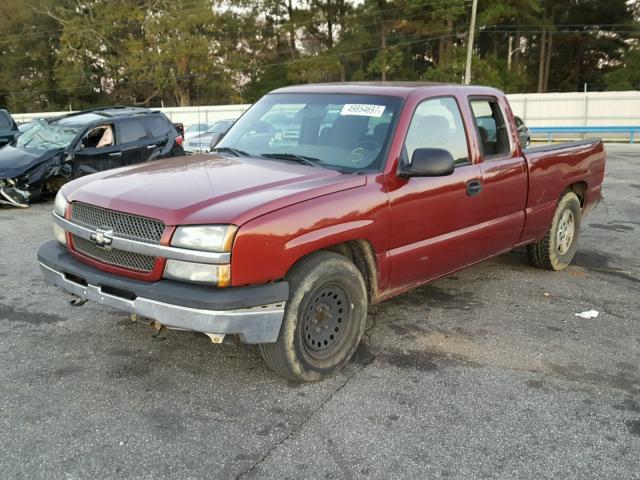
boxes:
[470,99,511,157]
[142,116,171,138]
[117,119,149,144]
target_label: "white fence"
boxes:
[14,91,640,141]
[507,91,640,127]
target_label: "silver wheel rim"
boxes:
[556,209,575,255]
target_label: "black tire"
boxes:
[259,251,368,382]
[28,184,44,204]
[527,191,582,271]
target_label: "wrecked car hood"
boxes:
[0,146,62,179]
[63,154,366,226]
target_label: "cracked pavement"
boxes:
[1,144,639,479]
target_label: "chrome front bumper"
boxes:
[37,241,288,344]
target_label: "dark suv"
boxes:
[0,107,184,207]
[0,109,19,148]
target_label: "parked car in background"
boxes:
[183,123,211,142]
[475,112,530,149]
[0,109,19,148]
[0,106,184,207]
[184,119,235,153]
[514,116,531,148]
[38,83,605,381]
[172,122,185,142]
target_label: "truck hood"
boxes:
[0,146,61,179]
[64,154,366,226]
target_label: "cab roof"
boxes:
[54,107,159,126]
[271,82,503,98]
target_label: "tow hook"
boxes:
[205,333,226,344]
[69,295,87,307]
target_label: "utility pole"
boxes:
[464,0,478,85]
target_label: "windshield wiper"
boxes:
[210,147,249,157]
[259,153,322,167]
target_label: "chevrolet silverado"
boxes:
[37,83,606,381]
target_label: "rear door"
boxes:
[468,97,528,256]
[141,115,174,159]
[387,96,485,290]
[115,118,154,166]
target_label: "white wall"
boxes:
[14,91,640,131]
[506,91,640,127]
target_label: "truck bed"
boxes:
[518,139,606,246]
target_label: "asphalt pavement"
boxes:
[0,144,639,479]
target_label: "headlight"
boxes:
[171,225,237,252]
[53,190,68,217]
[164,260,230,287]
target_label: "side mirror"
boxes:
[399,148,455,177]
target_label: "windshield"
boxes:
[217,93,402,172]
[16,120,82,149]
[207,121,233,134]
[186,123,209,133]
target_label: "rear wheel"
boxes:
[259,251,368,382]
[527,191,582,270]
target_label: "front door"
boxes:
[72,144,125,177]
[387,96,485,291]
[72,123,122,177]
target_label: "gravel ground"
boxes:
[0,144,639,480]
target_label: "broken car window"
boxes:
[96,126,114,148]
[15,120,82,150]
[80,125,114,149]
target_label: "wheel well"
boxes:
[321,240,380,303]
[564,181,587,207]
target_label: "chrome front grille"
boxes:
[71,202,165,243]
[72,235,156,272]
[70,202,165,272]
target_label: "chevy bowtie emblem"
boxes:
[90,228,114,249]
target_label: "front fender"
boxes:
[230,177,389,287]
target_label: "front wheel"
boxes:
[527,191,582,270]
[259,251,368,382]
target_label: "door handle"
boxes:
[108,152,122,157]
[146,145,157,149]
[466,179,483,196]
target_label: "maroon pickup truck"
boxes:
[38,83,605,381]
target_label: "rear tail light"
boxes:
[175,135,183,146]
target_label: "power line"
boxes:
[0,30,465,98]
[0,0,457,44]
[0,5,464,61]
[2,23,637,99]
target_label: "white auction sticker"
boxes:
[340,104,386,117]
